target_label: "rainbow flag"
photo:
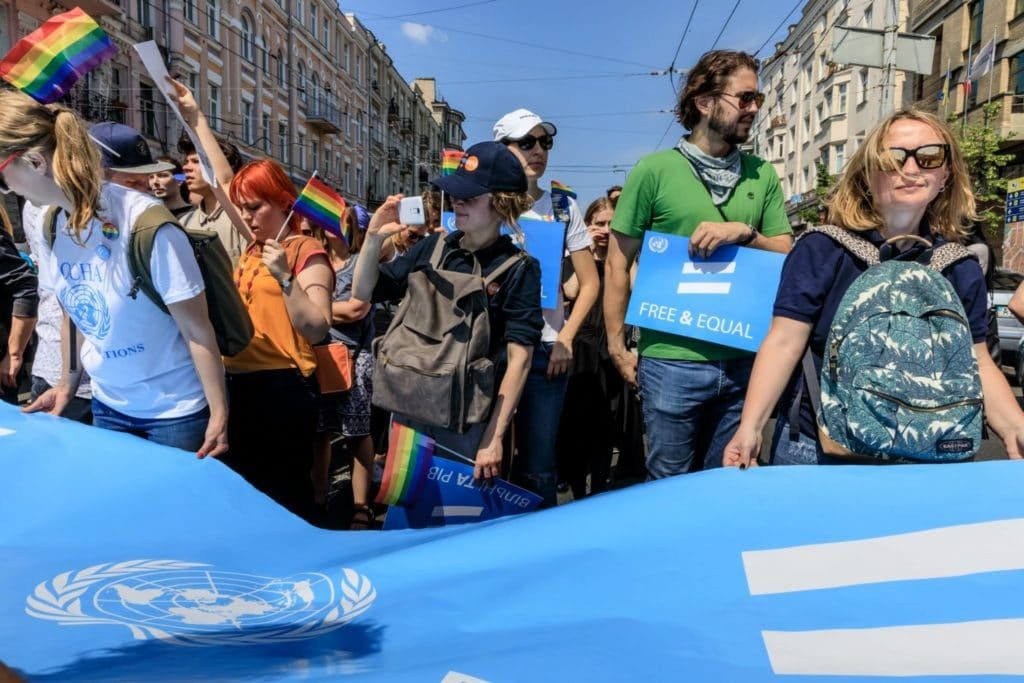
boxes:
[0,8,116,104]
[376,422,435,506]
[550,180,577,199]
[293,175,348,241]
[441,149,464,176]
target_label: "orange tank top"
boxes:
[224,235,329,376]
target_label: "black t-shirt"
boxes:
[372,231,544,351]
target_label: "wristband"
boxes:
[737,224,757,246]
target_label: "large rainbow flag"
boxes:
[441,149,464,176]
[292,175,348,242]
[0,8,116,104]
[375,422,434,506]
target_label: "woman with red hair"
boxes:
[169,80,333,522]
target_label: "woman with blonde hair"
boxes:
[723,109,1024,466]
[1,90,228,455]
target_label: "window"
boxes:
[209,84,220,130]
[802,114,810,138]
[803,166,810,192]
[824,91,832,117]
[261,34,269,73]
[355,55,361,83]
[277,50,286,87]
[858,69,868,104]
[834,143,846,172]
[1017,0,1024,17]
[322,19,329,49]
[969,0,983,49]
[356,167,363,197]
[1012,52,1024,96]
[804,65,812,95]
[311,72,319,111]
[310,4,317,34]
[240,12,253,63]
[311,140,319,171]
[345,161,351,193]
[279,121,289,163]
[837,83,847,113]
[344,42,350,72]
[297,62,306,104]
[140,81,157,136]
[207,0,219,39]
[188,71,198,97]
[862,6,873,27]
[298,133,306,169]
[184,0,196,23]
[262,113,271,153]
[815,103,824,131]
[137,0,152,27]
[242,101,254,143]
[296,0,303,27]
[818,53,827,81]
[356,111,363,144]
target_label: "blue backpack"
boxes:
[801,226,983,463]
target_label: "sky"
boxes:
[342,0,804,208]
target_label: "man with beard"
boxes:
[604,50,792,480]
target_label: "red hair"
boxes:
[229,159,301,235]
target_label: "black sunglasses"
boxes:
[887,144,950,170]
[505,134,554,152]
[717,90,765,109]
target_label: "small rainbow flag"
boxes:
[441,149,464,176]
[375,422,434,506]
[0,8,116,104]
[293,175,348,242]
[550,180,577,199]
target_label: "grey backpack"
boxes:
[372,235,526,433]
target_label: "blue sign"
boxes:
[383,456,541,530]
[442,211,565,310]
[1006,178,1024,224]
[7,402,1024,680]
[625,233,785,352]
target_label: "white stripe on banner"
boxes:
[676,283,732,295]
[763,619,1024,676]
[743,518,1024,595]
[432,506,484,518]
[682,262,737,275]
[0,428,13,437]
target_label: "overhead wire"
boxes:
[708,0,744,52]
[752,0,805,57]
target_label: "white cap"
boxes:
[492,108,558,141]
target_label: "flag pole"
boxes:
[943,57,951,119]
[276,170,319,241]
[962,41,973,136]
[987,29,997,106]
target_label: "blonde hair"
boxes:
[0,90,102,237]
[490,190,533,243]
[827,109,977,241]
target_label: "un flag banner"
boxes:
[626,232,786,352]
[5,402,1024,680]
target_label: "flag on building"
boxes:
[967,37,996,82]
[292,175,348,242]
[938,67,950,102]
[375,421,434,506]
[441,149,464,176]
[0,7,116,104]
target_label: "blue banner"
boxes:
[625,232,785,352]
[5,402,1024,680]
[442,211,564,310]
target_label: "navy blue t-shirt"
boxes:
[773,227,989,438]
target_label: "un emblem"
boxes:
[648,235,669,254]
[59,284,111,341]
[26,560,376,645]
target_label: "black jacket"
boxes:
[0,229,39,356]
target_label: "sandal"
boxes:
[349,504,375,531]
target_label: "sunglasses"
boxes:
[0,150,22,194]
[506,134,554,152]
[717,91,765,109]
[887,144,950,170]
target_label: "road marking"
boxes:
[742,518,1024,595]
[682,261,736,275]
[431,506,484,518]
[676,283,732,295]
[763,619,1024,676]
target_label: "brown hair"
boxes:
[827,109,978,241]
[584,197,615,225]
[422,188,443,228]
[490,190,533,243]
[677,50,759,130]
[0,90,102,237]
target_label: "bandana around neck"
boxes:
[676,137,741,206]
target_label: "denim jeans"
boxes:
[511,341,569,508]
[31,376,93,425]
[637,355,754,479]
[91,400,209,452]
[769,417,855,466]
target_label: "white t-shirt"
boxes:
[521,190,591,343]
[35,183,206,419]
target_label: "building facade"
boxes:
[0,0,465,211]
[752,0,909,223]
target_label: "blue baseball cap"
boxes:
[431,141,527,199]
[89,122,175,174]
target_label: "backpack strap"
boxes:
[428,231,449,270]
[482,250,527,290]
[928,242,975,273]
[126,204,181,314]
[43,206,62,247]
[797,225,880,266]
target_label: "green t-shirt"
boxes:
[611,148,792,362]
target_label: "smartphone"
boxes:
[399,196,426,225]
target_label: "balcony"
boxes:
[62,0,121,16]
[769,115,787,130]
[387,147,399,164]
[387,102,399,123]
[306,99,341,134]
[67,92,127,124]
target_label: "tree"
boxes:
[799,161,836,224]
[951,102,1015,242]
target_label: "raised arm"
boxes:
[353,195,406,302]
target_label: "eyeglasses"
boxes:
[505,134,554,152]
[887,144,950,170]
[0,150,22,194]
[717,91,765,109]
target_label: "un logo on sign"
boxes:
[26,560,376,645]
[648,235,669,254]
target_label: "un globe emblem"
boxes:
[648,235,669,254]
[26,560,375,645]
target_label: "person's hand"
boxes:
[473,438,502,485]
[608,343,637,387]
[367,195,409,241]
[689,221,754,259]
[587,224,610,249]
[547,336,572,379]
[0,352,21,388]
[164,75,200,128]
[197,413,228,459]
[22,385,71,416]
[1001,423,1024,460]
[260,239,290,282]
[722,426,762,469]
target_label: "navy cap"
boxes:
[89,122,175,174]
[431,141,527,199]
